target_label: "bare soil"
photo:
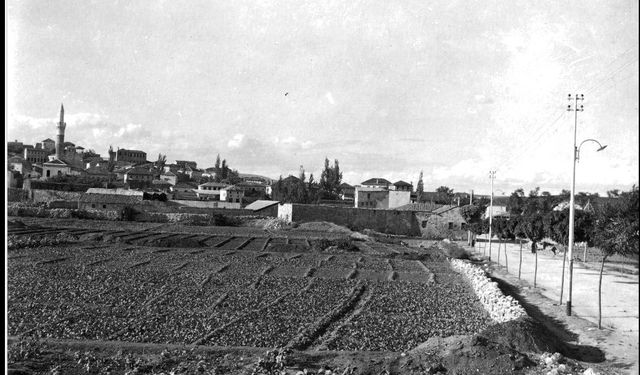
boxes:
[7,217,632,374]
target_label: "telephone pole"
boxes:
[566,93,584,316]
[488,171,496,260]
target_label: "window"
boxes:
[448,222,454,230]
[421,220,427,228]
[461,223,467,230]
[91,204,95,208]
[103,205,107,209]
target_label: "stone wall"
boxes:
[49,201,80,209]
[278,203,421,236]
[31,189,83,204]
[449,259,527,323]
[7,188,29,202]
[172,199,241,209]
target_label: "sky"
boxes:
[5,0,639,195]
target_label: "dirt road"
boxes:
[467,239,639,375]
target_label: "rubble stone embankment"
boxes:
[450,259,527,323]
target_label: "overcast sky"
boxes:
[6,0,639,195]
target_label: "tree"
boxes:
[297,165,308,203]
[332,159,342,192]
[516,212,545,253]
[221,159,228,180]
[416,171,425,202]
[460,202,488,237]
[507,188,526,216]
[492,216,517,268]
[319,157,342,197]
[607,189,620,198]
[543,208,595,305]
[213,154,222,182]
[156,153,167,172]
[83,149,99,158]
[592,185,639,328]
[436,186,453,195]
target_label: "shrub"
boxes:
[310,238,359,252]
[120,206,138,221]
[173,213,241,227]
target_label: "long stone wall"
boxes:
[31,189,84,204]
[449,258,527,323]
[172,199,242,209]
[279,203,421,236]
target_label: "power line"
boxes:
[584,57,638,95]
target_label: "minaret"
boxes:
[55,104,66,159]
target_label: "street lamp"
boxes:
[566,136,607,316]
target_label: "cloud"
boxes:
[325,92,335,105]
[228,133,246,149]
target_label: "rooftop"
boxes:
[361,178,392,186]
[245,200,280,211]
[395,202,442,212]
[44,159,69,166]
[393,180,413,187]
[125,167,154,175]
[198,182,229,187]
[86,188,144,196]
[79,193,142,204]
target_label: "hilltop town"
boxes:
[9,104,522,239]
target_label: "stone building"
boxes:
[116,148,147,164]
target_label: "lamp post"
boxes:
[488,171,495,260]
[566,94,607,316]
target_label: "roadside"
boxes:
[461,241,639,375]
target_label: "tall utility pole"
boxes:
[488,171,496,260]
[566,93,584,316]
[467,190,474,246]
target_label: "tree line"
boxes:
[271,158,343,203]
[462,185,638,328]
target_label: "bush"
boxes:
[173,213,241,227]
[120,206,138,221]
[212,213,240,226]
[310,238,359,252]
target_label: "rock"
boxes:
[545,357,555,366]
[557,364,567,373]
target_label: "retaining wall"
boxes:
[7,188,29,202]
[449,258,527,323]
[278,203,421,236]
[48,201,80,209]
